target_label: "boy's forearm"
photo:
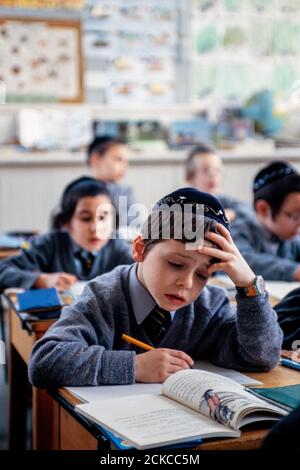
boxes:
[209,293,282,371]
[0,266,39,290]
[29,339,136,387]
[234,293,283,369]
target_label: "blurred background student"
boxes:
[0,177,133,292]
[87,135,137,230]
[185,143,253,223]
[231,161,300,281]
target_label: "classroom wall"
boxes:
[2,148,300,233]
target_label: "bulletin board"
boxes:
[0,16,84,103]
[83,0,178,105]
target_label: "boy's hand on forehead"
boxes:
[197,223,256,288]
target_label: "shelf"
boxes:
[1,146,300,167]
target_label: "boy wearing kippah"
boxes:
[231,161,300,281]
[29,188,282,387]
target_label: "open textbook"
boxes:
[75,369,287,450]
[67,361,261,404]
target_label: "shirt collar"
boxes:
[69,234,98,257]
[128,264,175,324]
[129,264,156,324]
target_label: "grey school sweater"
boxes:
[28,265,283,388]
[231,216,300,281]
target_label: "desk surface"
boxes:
[55,364,300,451]
[6,288,300,450]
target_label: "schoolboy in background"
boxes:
[274,286,300,349]
[87,135,137,229]
[185,143,253,222]
[231,161,300,281]
[0,177,133,292]
[29,188,282,388]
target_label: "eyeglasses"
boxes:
[282,211,300,223]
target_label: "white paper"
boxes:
[67,383,162,403]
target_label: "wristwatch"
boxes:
[236,275,265,297]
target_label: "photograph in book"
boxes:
[75,369,287,450]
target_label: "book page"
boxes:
[193,359,262,386]
[76,394,239,449]
[67,383,162,403]
[162,370,281,430]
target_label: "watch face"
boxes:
[255,275,265,294]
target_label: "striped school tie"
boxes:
[143,305,171,346]
[75,250,95,277]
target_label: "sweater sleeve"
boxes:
[28,282,136,388]
[0,235,55,290]
[232,224,299,281]
[200,290,283,371]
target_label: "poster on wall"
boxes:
[83,0,178,105]
[191,0,300,105]
[0,16,83,102]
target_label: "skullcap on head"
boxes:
[154,187,230,231]
[253,161,297,192]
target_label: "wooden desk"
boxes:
[7,297,57,449]
[0,249,20,260]
[50,365,300,450]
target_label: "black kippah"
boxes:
[154,187,230,231]
[253,162,297,192]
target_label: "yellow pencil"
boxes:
[122,333,154,351]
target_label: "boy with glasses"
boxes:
[231,161,300,281]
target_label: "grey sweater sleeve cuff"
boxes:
[235,291,271,320]
[17,271,40,290]
[98,350,136,385]
[234,292,282,370]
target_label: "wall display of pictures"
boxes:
[83,0,178,105]
[0,1,84,9]
[93,119,164,143]
[0,16,83,102]
[2,0,300,106]
[191,0,300,105]
[168,117,212,148]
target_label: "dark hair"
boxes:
[140,211,219,255]
[87,135,127,165]
[185,143,217,180]
[253,162,300,218]
[140,187,229,263]
[51,176,112,230]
